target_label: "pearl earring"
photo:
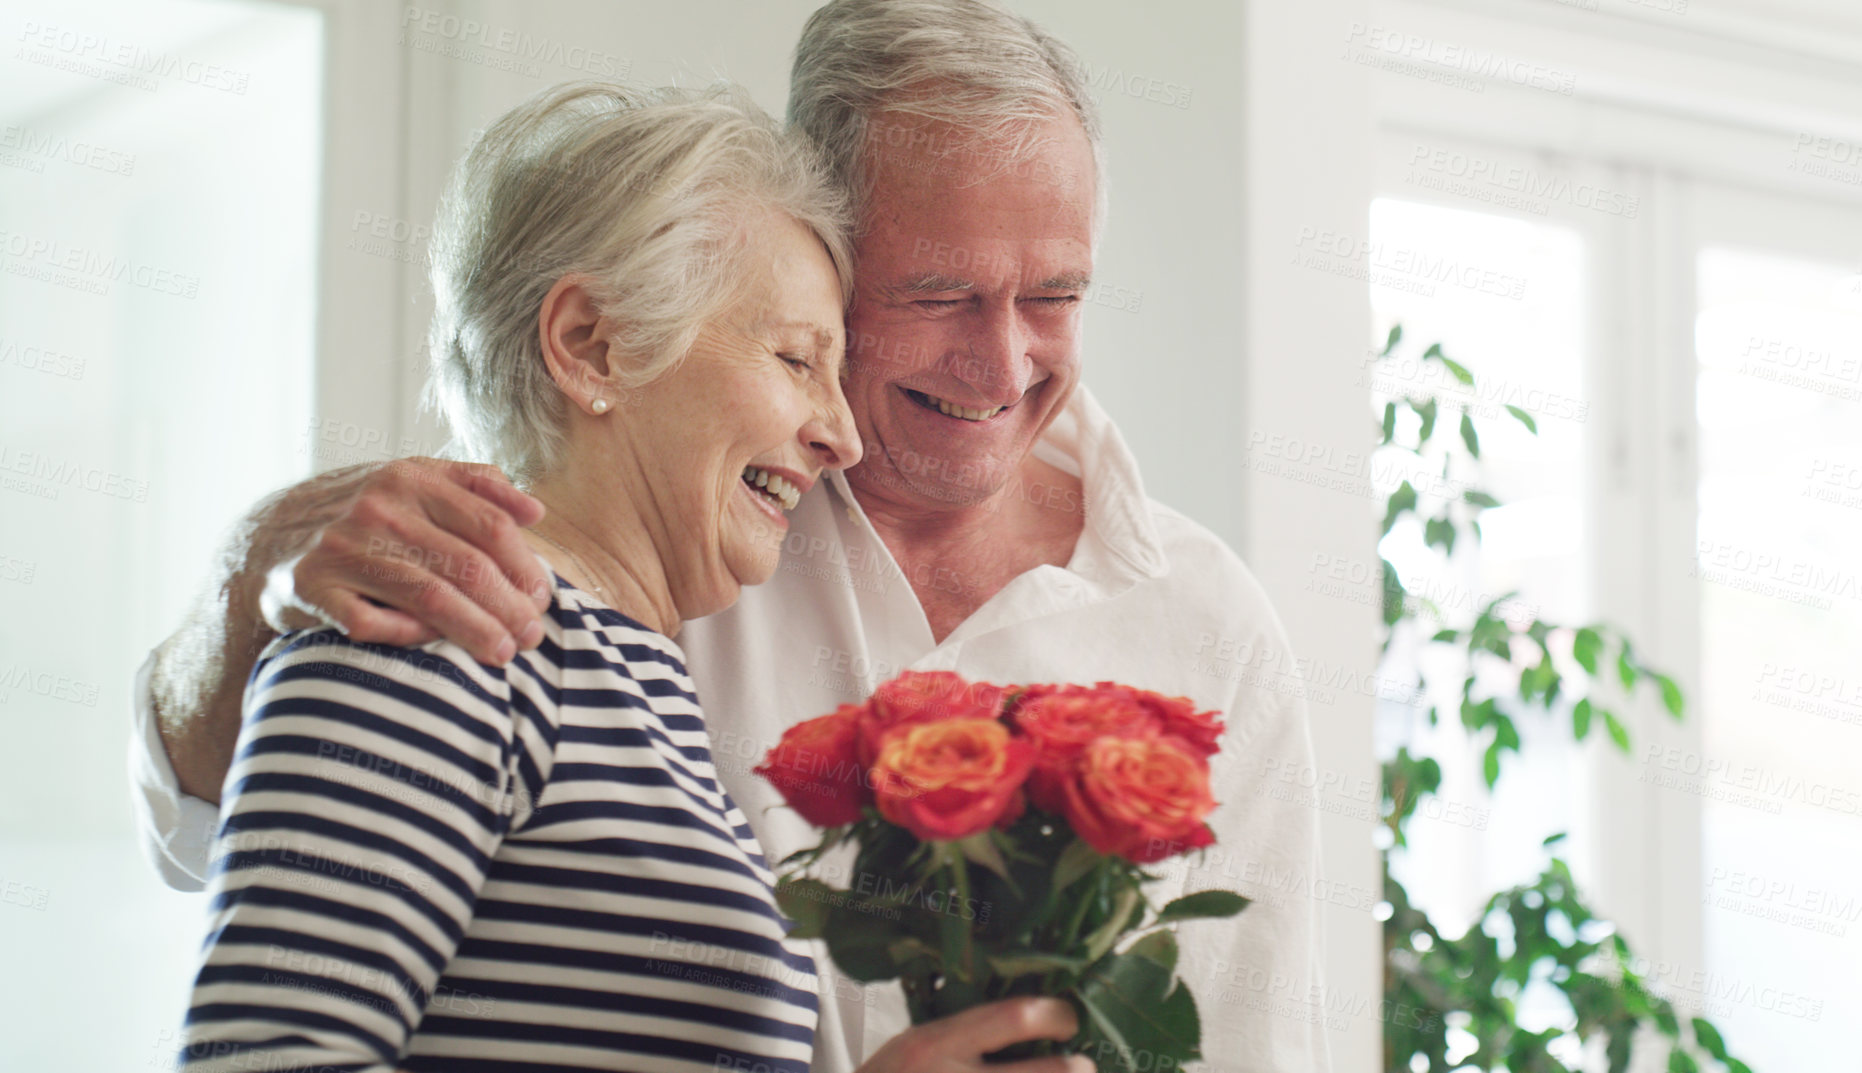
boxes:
[591,398,610,414]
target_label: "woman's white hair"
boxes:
[425,81,854,482]
[787,0,1106,234]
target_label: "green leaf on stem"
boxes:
[1464,490,1501,509]
[1424,516,1457,555]
[775,878,833,939]
[1053,838,1101,894]
[1077,950,1203,1072]
[1459,411,1481,459]
[1506,404,1539,434]
[1381,400,1398,445]
[987,951,1089,977]
[1573,627,1602,675]
[1618,642,1640,691]
[1156,890,1252,925]
[1084,885,1144,964]
[1482,741,1503,789]
[1126,930,1179,973]
[1603,709,1631,752]
[1690,1018,1728,1060]
[1655,673,1685,719]
[1573,698,1593,740]
[1416,397,1439,444]
[954,831,1015,886]
[1382,481,1418,537]
[1382,324,1403,355]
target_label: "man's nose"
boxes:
[964,305,1033,404]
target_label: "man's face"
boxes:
[840,109,1097,512]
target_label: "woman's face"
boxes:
[616,211,859,621]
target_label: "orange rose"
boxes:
[754,703,872,827]
[858,671,1008,766]
[1009,684,1158,811]
[871,718,1034,841]
[1058,733,1217,863]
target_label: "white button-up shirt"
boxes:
[131,385,1331,1073]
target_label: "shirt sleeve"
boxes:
[1173,666,1335,1073]
[128,650,219,892]
[178,630,532,1072]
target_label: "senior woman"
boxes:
[177,83,1076,1073]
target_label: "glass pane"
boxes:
[1694,246,1862,1068]
[0,0,322,1066]
[1367,197,1590,1041]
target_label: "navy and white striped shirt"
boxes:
[182,571,818,1072]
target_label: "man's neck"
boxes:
[846,451,1086,642]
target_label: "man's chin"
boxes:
[847,458,1012,510]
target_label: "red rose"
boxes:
[858,671,1008,766]
[1009,684,1158,812]
[754,704,872,827]
[1057,733,1217,863]
[1124,688,1225,758]
[871,718,1034,841]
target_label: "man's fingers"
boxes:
[323,526,521,664]
[928,997,1081,1059]
[321,591,441,649]
[415,476,553,622]
[451,464,546,529]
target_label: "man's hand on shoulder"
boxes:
[260,458,551,663]
[147,457,549,804]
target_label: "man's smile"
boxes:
[900,386,1013,422]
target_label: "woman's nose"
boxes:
[802,380,864,471]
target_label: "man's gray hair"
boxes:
[788,0,1106,234]
[425,81,854,481]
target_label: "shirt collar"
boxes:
[825,383,1168,594]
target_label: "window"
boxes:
[0,1,322,1066]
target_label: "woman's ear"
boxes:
[537,274,617,415]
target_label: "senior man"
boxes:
[133,2,1332,1070]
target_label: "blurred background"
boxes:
[0,0,1858,1070]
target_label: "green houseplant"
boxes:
[1370,326,1754,1073]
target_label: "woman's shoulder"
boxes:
[252,627,518,717]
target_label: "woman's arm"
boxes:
[178,629,534,1071]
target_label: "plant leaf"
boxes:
[1505,404,1539,434]
[1603,709,1631,752]
[774,877,833,939]
[1573,627,1602,675]
[1382,323,1403,355]
[1053,838,1101,894]
[1691,1018,1728,1060]
[1156,890,1252,925]
[1126,930,1179,973]
[1573,698,1593,740]
[1076,951,1203,1071]
[987,951,1090,977]
[1381,400,1397,445]
[1459,410,1480,458]
[955,831,1015,886]
[1655,673,1685,719]
[1483,741,1502,789]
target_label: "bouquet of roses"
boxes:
[755,671,1249,1072]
